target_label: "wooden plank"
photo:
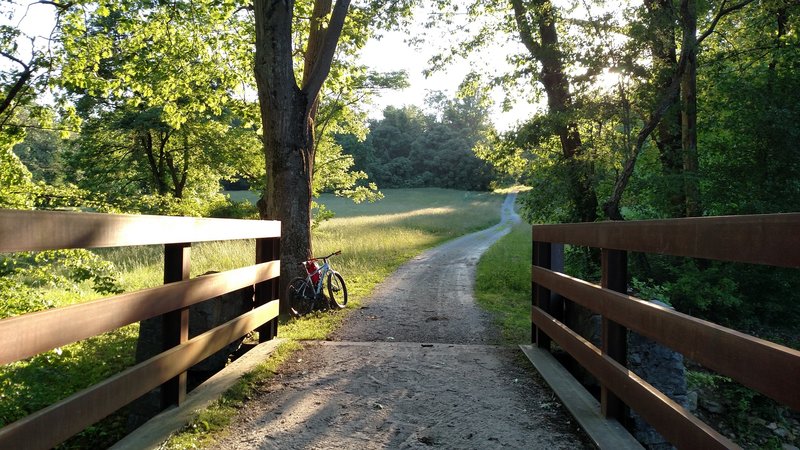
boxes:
[519,344,644,450]
[533,266,800,411]
[0,209,281,252]
[255,237,280,341]
[532,306,739,450]
[0,261,279,365]
[110,338,285,450]
[532,241,552,349]
[532,213,800,268]
[162,243,191,407]
[0,300,279,450]
[601,249,628,421]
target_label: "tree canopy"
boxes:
[340,91,496,191]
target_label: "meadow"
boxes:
[0,188,506,448]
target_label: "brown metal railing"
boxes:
[0,210,281,449]
[532,213,800,449]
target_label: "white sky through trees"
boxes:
[357,8,540,132]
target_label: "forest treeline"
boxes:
[337,94,495,191]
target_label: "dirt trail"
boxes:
[329,192,520,344]
[210,194,592,450]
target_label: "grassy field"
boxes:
[475,224,532,345]
[1,188,506,448]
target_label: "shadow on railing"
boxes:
[531,213,800,449]
[0,210,281,449]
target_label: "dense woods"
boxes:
[338,93,495,191]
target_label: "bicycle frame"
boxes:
[305,259,331,297]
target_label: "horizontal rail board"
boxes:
[531,213,800,268]
[0,209,280,252]
[0,261,279,365]
[0,300,279,450]
[533,266,800,411]
[532,306,739,449]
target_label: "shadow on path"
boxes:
[210,194,594,450]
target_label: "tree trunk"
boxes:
[681,0,701,217]
[254,1,311,314]
[511,0,598,223]
[254,0,350,314]
[645,0,686,217]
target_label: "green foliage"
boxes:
[687,370,791,447]
[630,277,671,306]
[699,0,800,216]
[340,92,496,191]
[0,325,137,432]
[48,1,263,213]
[0,143,34,208]
[12,127,65,184]
[0,249,123,319]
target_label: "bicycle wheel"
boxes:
[287,277,314,317]
[327,271,347,309]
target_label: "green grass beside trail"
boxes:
[475,223,532,345]
[1,188,506,448]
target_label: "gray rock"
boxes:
[627,300,687,449]
[686,391,698,412]
[782,444,799,450]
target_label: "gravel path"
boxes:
[209,194,593,450]
[329,192,521,345]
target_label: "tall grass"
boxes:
[474,224,532,345]
[2,188,506,447]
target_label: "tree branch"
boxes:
[31,1,75,10]
[697,0,756,45]
[603,54,687,220]
[510,0,543,59]
[0,52,34,119]
[300,0,352,108]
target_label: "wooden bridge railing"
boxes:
[532,213,800,449]
[0,210,281,449]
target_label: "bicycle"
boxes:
[286,250,348,317]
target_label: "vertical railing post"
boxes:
[532,239,552,350]
[256,237,280,342]
[162,242,190,408]
[550,243,565,323]
[601,248,628,421]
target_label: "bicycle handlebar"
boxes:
[296,250,341,265]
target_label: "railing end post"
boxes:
[256,237,280,343]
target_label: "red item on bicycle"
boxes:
[305,260,320,284]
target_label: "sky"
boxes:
[357,10,540,132]
[5,3,541,132]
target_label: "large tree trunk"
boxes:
[254,0,312,314]
[680,0,701,217]
[646,0,686,218]
[254,0,350,314]
[511,0,598,223]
